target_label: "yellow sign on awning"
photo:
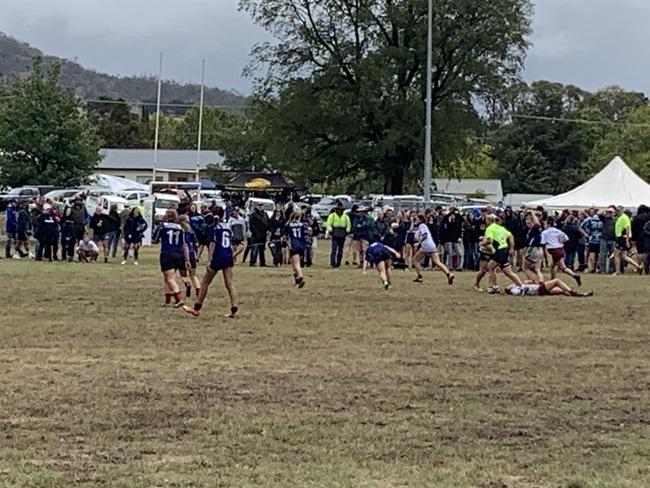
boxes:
[245,178,272,190]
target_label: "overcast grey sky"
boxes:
[1,0,649,95]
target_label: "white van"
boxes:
[152,193,181,220]
[99,195,129,213]
[118,190,150,205]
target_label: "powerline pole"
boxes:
[152,52,163,184]
[423,0,433,203]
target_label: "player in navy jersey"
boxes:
[363,241,401,289]
[183,207,239,319]
[179,215,201,299]
[285,212,310,288]
[152,210,190,308]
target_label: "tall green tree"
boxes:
[169,106,262,169]
[241,0,532,194]
[0,58,101,187]
[589,105,650,180]
[86,97,150,148]
[490,81,613,194]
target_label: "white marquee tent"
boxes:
[526,157,650,209]
[89,174,148,193]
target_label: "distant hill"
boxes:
[0,32,247,108]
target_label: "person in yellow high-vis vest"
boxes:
[325,204,351,268]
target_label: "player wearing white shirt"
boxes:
[412,214,454,285]
[541,217,581,286]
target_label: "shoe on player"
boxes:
[182,305,200,317]
[413,276,424,283]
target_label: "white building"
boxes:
[95,149,225,184]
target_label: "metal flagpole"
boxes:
[152,52,163,185]
[196,59,206,198]
[423,0,433,203]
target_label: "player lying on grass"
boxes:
[363,241,401,290]
[505,279,593,297]
[183,206,239,319]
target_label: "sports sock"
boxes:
[165,293,172,304]
[173,292,182,303]
[185,284,192,298]
[194,303,203,312]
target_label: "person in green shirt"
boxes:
[613,206,640,275]
[325,204,351,268]
[482,215,523,293]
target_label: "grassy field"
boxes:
[0,247,648,488]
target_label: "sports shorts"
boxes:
[491,248,511,268]
[160,251,186,274]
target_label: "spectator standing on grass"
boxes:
[326,204,351,268]
[121,208,147,266]
[15,202,32,259]
[227,207,247,262]
[582,208,603,273]
[5,200,17,258]
[269,209,286,267]
[60,207,76,262]
[441,210,463,272]
[106,204,121,259]
[562,214,586,271]
[69,198,87,242]
[302,207,320,268]
[249,202,269,267]
[598,208,616,274]
[29,204,42,259]
[631,205,650,274]
[89,207,110,263]
[462,212,480,271]
[613,206,640,275]
[36,204,58,262]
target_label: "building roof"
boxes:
[432,178,503,198]
[98,148,225,172]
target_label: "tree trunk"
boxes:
[383,168,405,195]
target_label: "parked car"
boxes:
[43,188,85,204]
[0,187,41,211]
[311,195,354,218]
[118,190,150,205]
[244,197,276,218]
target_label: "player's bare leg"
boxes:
[291,254,305,288]
[183,267,217,317]
[503,266,524,287]
[163,270,183,307]
[412,250,424,282]
[223,267,239,318]
[431,253,454,285]
[375,261,390,289]
[474,260,489,291]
